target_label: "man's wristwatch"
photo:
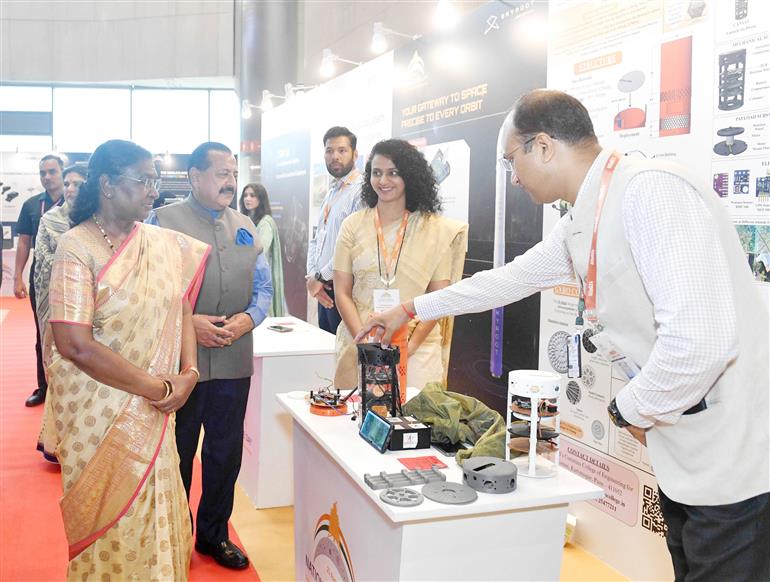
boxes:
[314,272,324,282]
[607,398,631,428]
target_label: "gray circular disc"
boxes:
[379,487,423,507]
[509,422,559,440]
[547,331,570,373]
[582,328,598,353]
[713,140,747,156]
[422,481,478,505]
[591,420,605,440]
[716,126,744,137]
[618,70,645,93]
[582,365,596,388]
[566,380,582,405]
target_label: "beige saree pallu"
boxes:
[46,223,208,581]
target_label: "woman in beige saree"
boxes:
[334,139,467,391]
[45,140,209,581]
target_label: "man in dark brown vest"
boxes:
[148,142,272,570]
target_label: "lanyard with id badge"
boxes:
[373,209,409,313]
[570,151,640,381]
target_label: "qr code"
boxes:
[641,485,667,537]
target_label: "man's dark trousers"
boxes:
[175,377,250,544]
[28,262,47,393]
[317,284,342,334]
[659,488,770,581]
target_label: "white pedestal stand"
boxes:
[507,370,562,479]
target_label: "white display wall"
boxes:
[542,1,770,579]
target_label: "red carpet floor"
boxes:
[0,297,259,581]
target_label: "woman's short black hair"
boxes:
[239,182,272,226]
[70,140,153,226]
[361,139,442,214]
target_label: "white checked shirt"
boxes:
[307,169,364,281]
[415,152,738,428]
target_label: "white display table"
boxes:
[238,316,336,508]
[278,392,604,581]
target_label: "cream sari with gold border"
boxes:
[46,221,209,581]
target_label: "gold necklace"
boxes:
[92,215,116,254]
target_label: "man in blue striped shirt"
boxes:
[306,126,364,333]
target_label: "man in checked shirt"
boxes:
[359,89,769,581]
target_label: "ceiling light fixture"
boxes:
[320,48,362,78]
[434,0,459,31]
[371,22,422,54]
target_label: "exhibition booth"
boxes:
[1,0,768,580]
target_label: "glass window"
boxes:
[0,86,52,112]
[131,89,209,154]
[0,135,53,153]
[53,87,131,152]
[209,90,240,152]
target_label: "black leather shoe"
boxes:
[25,388,46,407]
[195,539,249,570]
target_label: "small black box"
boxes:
[386,416,432,451]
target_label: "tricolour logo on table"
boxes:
[305,502,355,582]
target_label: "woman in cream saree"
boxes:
[334,139,467,391]
[45,140,209,581]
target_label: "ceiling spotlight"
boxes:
[260,89,274,111]
[320,48,362,78]
[284,82,316,100]
[372,22,388,54]
[320,48,336,77]
[241,99,254,119]
[372,22,421,55]
[434,0,459,31]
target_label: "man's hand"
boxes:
[192,314,235,348]
[626,425,647,446]
[306,276,334,309]
[14,276,28,299]
[355,305,410,346]
[221,313,254,342]
[150,373,197,414]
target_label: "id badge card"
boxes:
[567,331,582,379]
[587,331,641,380]
[373,288,400,313]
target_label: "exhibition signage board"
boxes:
[542,1,770,579]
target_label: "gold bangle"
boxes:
[162,379,173,400]
[181,365,200,382]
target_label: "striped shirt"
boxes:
[415,152,738,429]
[307,169,364,281]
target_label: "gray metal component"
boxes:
[714,126,747,156]
[379,487,424,507]
[547,331,570,373]
[462,456,518,494]
[422,481,478,504]
[509,423,559,441]
[364,466,446,490]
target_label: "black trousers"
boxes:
[28,264,47,392]
[659,488,770,582]
[175,377,250,544]
[317,284,342,334]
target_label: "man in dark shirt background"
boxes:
[14,154,64,407]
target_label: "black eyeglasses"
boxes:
[498,136,537,173]
[116,174,162,192]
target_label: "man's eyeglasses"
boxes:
[498,136,537,173]
[117,174,162,192]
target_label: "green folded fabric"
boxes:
[403,382,507,464]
